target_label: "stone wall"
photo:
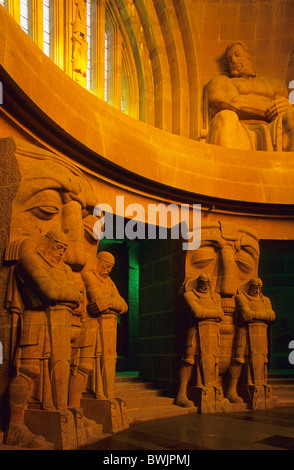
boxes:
[138,236,185,396]
[259,240,294,374]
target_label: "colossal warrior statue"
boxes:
[4,229,82,448]
[205,41,294,151]
[178,221,276,412]
[175,273,227,413]
[80,251,128,402]
[227,277,276,408]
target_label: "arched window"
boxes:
[43,0,51,57]
[104,15,112,102]
[20,0,29,34]
[86,0,93,90]
[84,1,138,117]
[3,1,141,120]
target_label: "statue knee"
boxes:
[77,361,93,377]
[18,361,40,381]
[282,108,294,131]
[214,110,239,127]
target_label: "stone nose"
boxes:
[61,201,87,271]
[215,246,238,297]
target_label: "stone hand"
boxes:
[240,308,254,322]
[87,297,113,317]
[265,97,293,122]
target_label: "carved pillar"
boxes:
[72,0,88,87]
[28,0,43,48]
[64,0,74,77]
[95,0,106,100]
[107,26,122,109]
[5,0,20,24]
[53,0,65,68]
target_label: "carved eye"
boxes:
[191,247,216,269]
[192,258,215,269]
[28,206,60,220]
[235,258,254,273]
[235,249,256,274]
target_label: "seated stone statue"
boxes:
[205,41,294,151]
[175,273,224,408]
[4,229,81,448]
[226,277,276,405]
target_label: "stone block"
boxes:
[24,409,77,450]
[81,398,129,434]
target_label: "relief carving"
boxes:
[72,0,88,87]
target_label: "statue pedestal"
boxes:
[189,386,247,414]
[81,397,129,434]
[189,386,233,414]
[241,384,275,410]
[24,409,77,450]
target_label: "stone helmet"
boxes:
[45,229,69,246]
[96,251,115,265]
[198,272,211,283]
[249,277,263,287]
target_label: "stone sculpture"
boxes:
[81,251,128,400]
[175,273,229,413]
[73,250,129,433]
[4,229,81,448]
[178,221,276,413]
[72,0,88,87]
[205,41,294,151]
[184,220,260,378]
[227,277,276,408]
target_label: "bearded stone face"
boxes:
[225,43,256,78]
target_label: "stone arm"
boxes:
[206,75,292,122]
[183,291,224,322]
[254,297,276,323]
[17,254,81,306]
[235,294,276,323]
[82,270,128,316]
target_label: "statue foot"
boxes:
[226,392,244,404]
[175,395,195,408]
[4,424,49,449]
[94,393,107,400]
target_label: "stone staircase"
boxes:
[269,376,294,407]
[114,373,294,423]
[114,372,198,423]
